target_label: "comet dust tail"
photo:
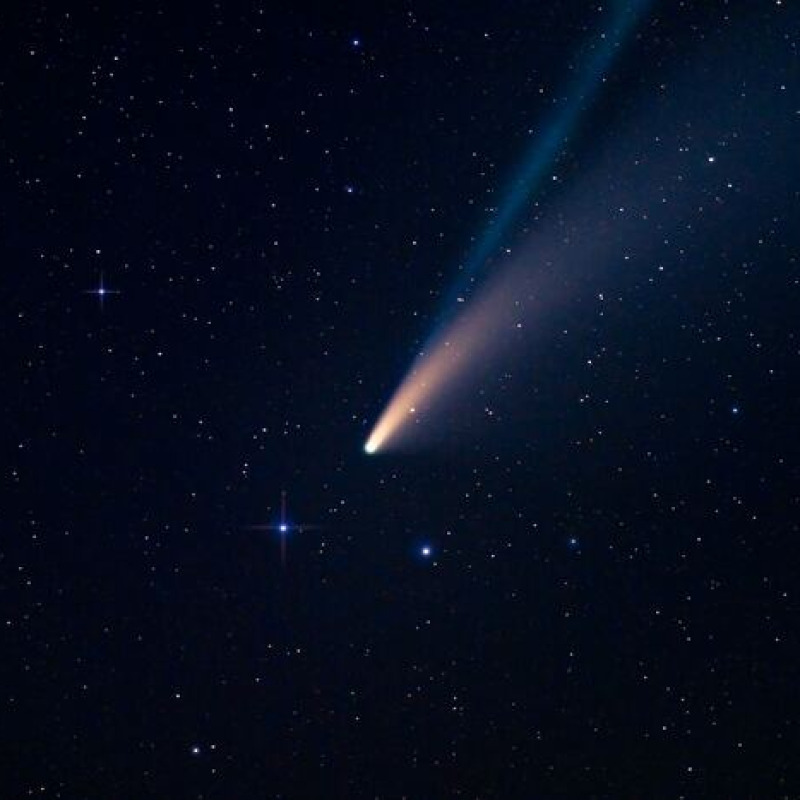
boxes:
[363,265,532,453]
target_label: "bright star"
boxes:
[247,492,323,568]
[85,273,119,309]
[421,545,432,558]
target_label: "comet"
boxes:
[365,0,651,454]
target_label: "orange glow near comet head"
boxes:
[364,263,536,454]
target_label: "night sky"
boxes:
[2,2,799,798]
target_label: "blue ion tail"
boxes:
[434,0,653,330]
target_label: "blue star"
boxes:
[85,273,120,309]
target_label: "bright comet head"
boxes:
[363,264,526,453]
[364,414,399,455]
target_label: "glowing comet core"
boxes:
[364,266,532,453]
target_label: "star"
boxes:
[84,273,120,309]
[247,491,322,567]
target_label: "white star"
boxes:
[85,273,120,309]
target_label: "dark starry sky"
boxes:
[2,2,799,798]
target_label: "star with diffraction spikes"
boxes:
[84,272,120,310]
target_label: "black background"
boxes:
[1,2,798,798]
